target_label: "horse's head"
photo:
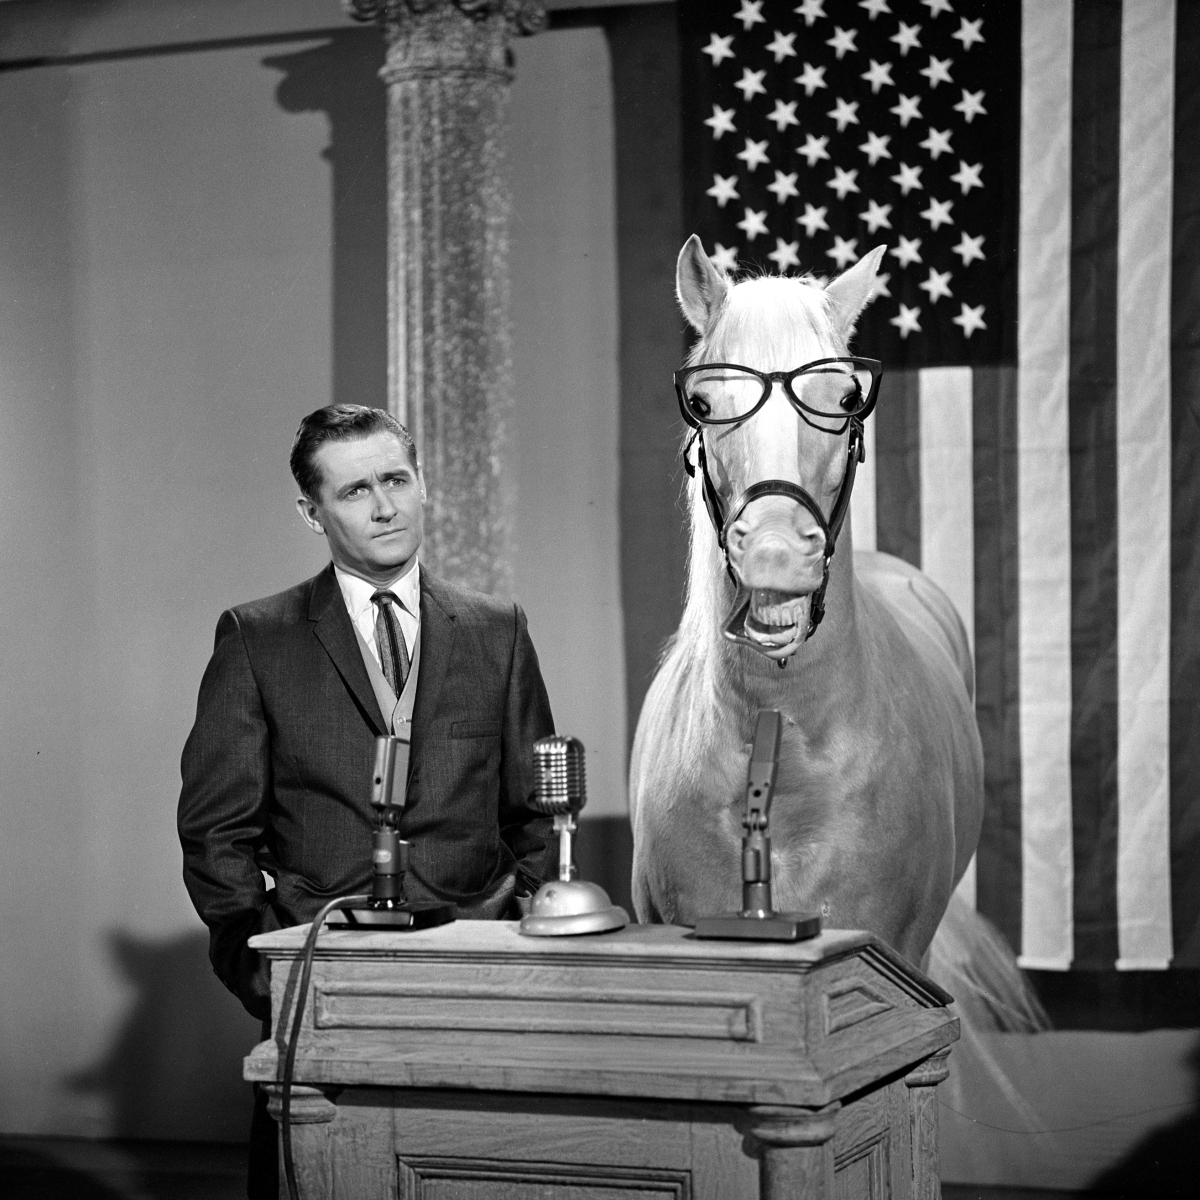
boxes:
[675,235,884,662]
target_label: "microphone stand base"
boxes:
[333,900,457,930]
[519,879,629,937]
[693,911,822,942]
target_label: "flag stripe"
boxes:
[1170,0,1200,968]
[973,364,1023,951]
[919,367,976,653]
[875,368,921,569]
[1114,0,1175,969]
[1017,0,1075,970]
[1067,0,1121,968]
[851,410,878,553]
[917,365,976,908]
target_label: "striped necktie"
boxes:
[371,590,411,696]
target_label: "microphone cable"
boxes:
[279,893,368,1200]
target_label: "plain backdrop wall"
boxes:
[0,0,622,1141]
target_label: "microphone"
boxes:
[531,735,586,882]
[519,735,629,937]
[336,735,456,929]
[694,709,822,942]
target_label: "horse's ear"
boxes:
[825,245,887,341]
[676,235,730,333]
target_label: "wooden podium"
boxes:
[245,921,957,1199]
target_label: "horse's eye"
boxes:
[840,379,863,412]
[691,395,712,418]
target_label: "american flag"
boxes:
[681,0,1200,972]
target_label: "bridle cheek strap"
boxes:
[683,422,864,639]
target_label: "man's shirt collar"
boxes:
[334,558,420,623]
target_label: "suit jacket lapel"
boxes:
[309,564,388,737]
[411,570,457,761]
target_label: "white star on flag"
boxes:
[828,97,860,131]
[890,303,922,338]
[797,203,829,237]
[767,170,800,203]
[920,127,953,159]
[710,243,739,273]
[871,270,892,298]
[827,166,861,199]
[826,27,858,59]
[920,197,955,229]
[737,138,771,170]
[766,31,798,63]
[735,68,767,101]
[795,62,827,95]
[859,0,891,18]
[920,55,954,87]
[891,162,923,194]
[706,174,740,207]
[890,94,922,127]
[702,34,736,67]
[953,17,985,50]
[860,60,895,93]
[949,160,983,194]
[859,132,892,164]
[919,267,954,302]
[704,105,737,139]
[794,0,827,26]
[952,231,986,265]
[954,89,987,122]
[891,235,923,267]
[769,238,802,271]
[826,236,860,268]
[735,0,765,30]
[922,0,955,18]
[797,133,831,166]
[891,21,922,55]
[860,199,893,232]
[737,207,769,240]
[952,302,987,337]
[767,100,800,131]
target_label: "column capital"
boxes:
[344,0,546,38]
[745,1101,841,1149]
[904,1045,952,1089]
[262,1083,340,1125]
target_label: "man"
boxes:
[178,405,556,1188]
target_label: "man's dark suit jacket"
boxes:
[178,563,555,1020]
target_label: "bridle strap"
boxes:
[683,420,865,640]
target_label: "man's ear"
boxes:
[825,245,887,342]
[296,495,325,536]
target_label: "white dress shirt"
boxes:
[334,559,420,675]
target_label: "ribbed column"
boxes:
[345,0,544,593]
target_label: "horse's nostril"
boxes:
[727,521,751,551]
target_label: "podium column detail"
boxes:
[905,1047,951,1200]
[344,0,544,593]
[746,1102,840,1199]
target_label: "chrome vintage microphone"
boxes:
[519,735,629,937]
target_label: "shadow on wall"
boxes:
[69,930,261,1143]
[262,30,388,411]
[1089,1039,1199,1197]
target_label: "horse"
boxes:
[629,236,984,965]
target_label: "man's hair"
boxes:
[290,405,418,500]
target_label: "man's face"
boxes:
[296,431,425,584]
